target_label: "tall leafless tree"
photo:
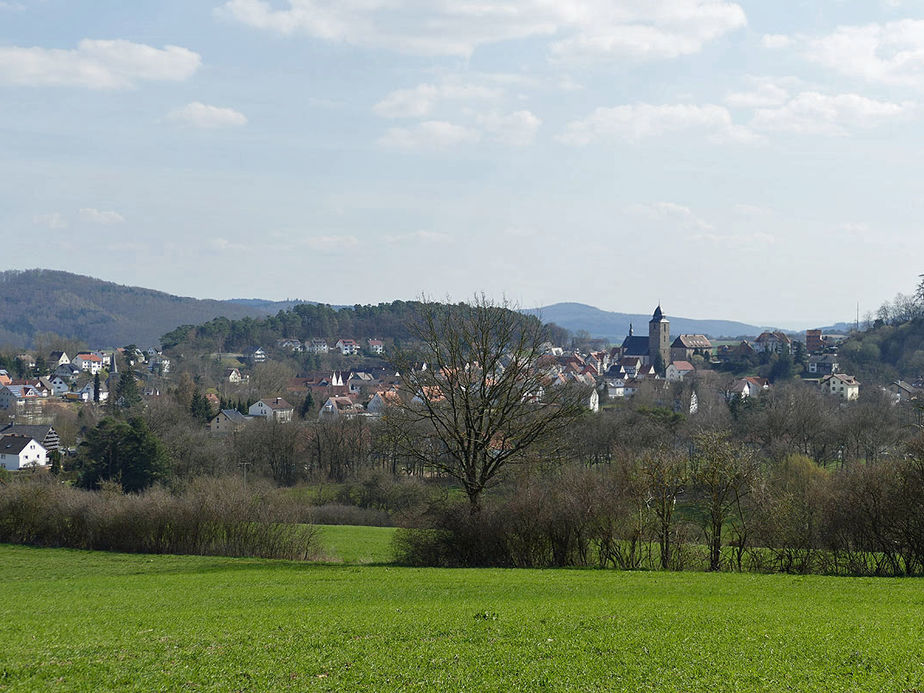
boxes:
[387,296,588,510]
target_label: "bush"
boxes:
[0,476,319,560]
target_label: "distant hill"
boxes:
[0,270,289,348]
[530,303,776,341]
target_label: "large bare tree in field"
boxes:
[387,297,588,510]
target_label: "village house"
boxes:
[308,339,329,354]
[276,338,304,353]
[0,370,10,386]
[0,384,42,410]
[208,409,253,434]
[0,434,47,471]
[319,396,363,421]
[726,376,770,400]
[807,354,839,375]
[666,361,695,382]
[366,389,401,416]
[752,331,793,355]
[71,353,104,375]
[248,397,294,423]
[670,334,713,363]
[888,380,922,404]
[335,339,360,355]
[246,347,267,364]
[819,373,860,400]
[48,351,70,367]
[224,368,243,384]
[367,338,385,355]
[0,424,60,453]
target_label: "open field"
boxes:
[2,544,922,691]
[315,524,395,564]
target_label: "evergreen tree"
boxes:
[298,391,314,419]
[190,389,212,423]
[77,417,170,492]
[115,371,141,409]
[93,372,101,403]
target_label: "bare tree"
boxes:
[387,296,587,510]
[690,432,756,571]
[641,448,688,570]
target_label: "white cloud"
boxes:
[630,201,714,231]
[385,230,452,244]
[33,212,68,229]
[802,20,924,87]
[751,92,914,135]
[558,102,756,144]
[302,235,359,251]
[477,110,542,145]
[79,208,126,224]
[373,83,502,119]
[0,2,25,11]
[0,39,201,89]
[217,0,746,61]
[761,33,792,49]
[725,79,792,108]
[166,102,248,129]
[378,120,481,150]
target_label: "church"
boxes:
[615,305,671,369]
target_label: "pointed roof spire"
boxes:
[652,304,664,321]
[628,323,633,336]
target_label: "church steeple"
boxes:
[648,304,670,371]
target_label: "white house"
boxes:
[224,368,243,384]
[666,361,695,382]
[72,353,104,375]
[319,396,363,421]
[820,373,860,400]
[77,380,109,402]
[49,351,70,367]
[335,339,359,355]
[308,339,329,354]
[248,397,294,423]
[0,435,47,470]
[367,339,385,355]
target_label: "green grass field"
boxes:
[315,524,395,564]
[1,541,922,691]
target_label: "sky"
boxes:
[1,0,923,327]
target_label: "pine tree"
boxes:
[115,371,141,409]
[190,389,212,423]
[93,372,101,403]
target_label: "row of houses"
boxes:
[273,338,386,356]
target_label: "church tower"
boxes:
[648,305,670,371]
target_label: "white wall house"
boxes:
[666,361,695,382]
[72,353,104,375]
[335,339,359,355]
[248,397,294,423]
[820,373,860,400]
[0,435,47,470]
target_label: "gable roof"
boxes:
[620,335,650,357]
[0,434,39,456]
[670,361,695,371]
[672,334,712,349]
[257,397,293,411]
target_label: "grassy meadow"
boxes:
[2,535,923,692]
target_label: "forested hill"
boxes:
[0,270,295,348]
[839,317,924,383]
[530,303,769,340]
[161,301,566,352]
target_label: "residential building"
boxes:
[208,409,253,434]
[48,351,70,367]
[224,368,243,384]
[335,339,360,355]
[72,353,104,375]
[367,338,385,355]
[0,384,42,410]
[753,332,793,355]
[666,361,695,382]
[248,397,294,423]
[0,370,10,386]
[308,339,329,354]
[0,424,60,453]
[276,338,304,353]
[319,396,363,421]
[820,373,860,400]
[805,329,823,353]
[807,354,839,375]
[888,380,922,403]
[0,435,47,470]
[247,347,267,364]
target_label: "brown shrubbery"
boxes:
[395,437,924,576]
[0,476,319,560]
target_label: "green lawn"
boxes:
[315,524,396,564]
[1,544,922,691]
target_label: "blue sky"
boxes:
[2,0,923,326]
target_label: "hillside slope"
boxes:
[532,302,770,340]
[0,270,289,348]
